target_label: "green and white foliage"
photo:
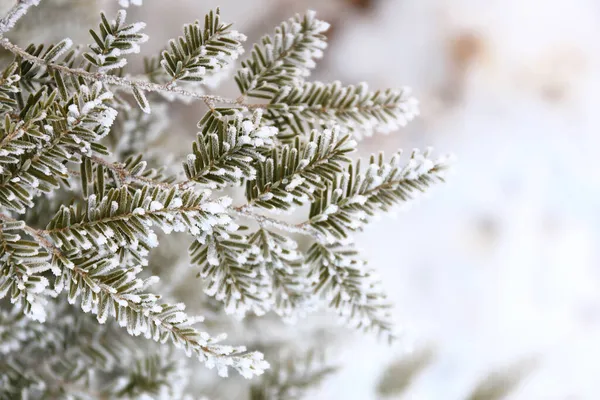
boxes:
[191,226,312,321]
[235,10,328,99]
[249,228,311,321]
[190,225,271,318]
[50,247,268,379]
[184,109,277,189]
[0,0,452,394]
[158,8,246,85]
[265,82,420,138]
[15,41,80,95]
[0,219,53,323]
[0,80,116,214]
[0,300,195,399]
[246,126,355,212]
[46,185,235,257]
[309,148,451,242]
[84,10,148,72]
[0,62,20,113]
[307,242,394,339]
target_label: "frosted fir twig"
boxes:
[0,0,40,36]
[0,212,269,378]
[81,154,323,240]
[0,37,243,106]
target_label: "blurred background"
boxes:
[9,0,600,398]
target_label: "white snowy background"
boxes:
[135,0,600,398]
[11,0,600,398]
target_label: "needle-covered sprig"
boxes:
[0,0,453,393]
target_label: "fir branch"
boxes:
[245,126,356,212]
[83,9,148,72]
[157,8,246,84]
[44,185,237,257]
[249,228,312,321]
[0,220,52,322]
[55,252,268,379]
[235,10,329,99]
[189,227,271,318]
[0,213,270,379]
[307,241,395,339]
[0,37,243,105]
[183,109,277,189]
[265,81,420,137]
[309,148,452,241]
[76,153,323,242]
[0,81,116,213]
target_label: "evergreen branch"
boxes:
[0,81,116,213]
[265,81,420,137]
[157,8,246,84]
[249,228,312,321]
[245,126,356,212]
[13,41,81,95]
[307,241,395,339]
[0,85,49,172]
[76,153,323,242]
[0,37,243,105]
[0,213,270,378]
[235,10,329,99]
[309,148,452,241]
[55,252,268,379]
[44,185,237,257]
[189,227,271,318]
[183,109,277,189]
[0,220,52,322]
[83,10,148,72]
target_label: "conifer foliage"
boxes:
[0,0,452,397]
